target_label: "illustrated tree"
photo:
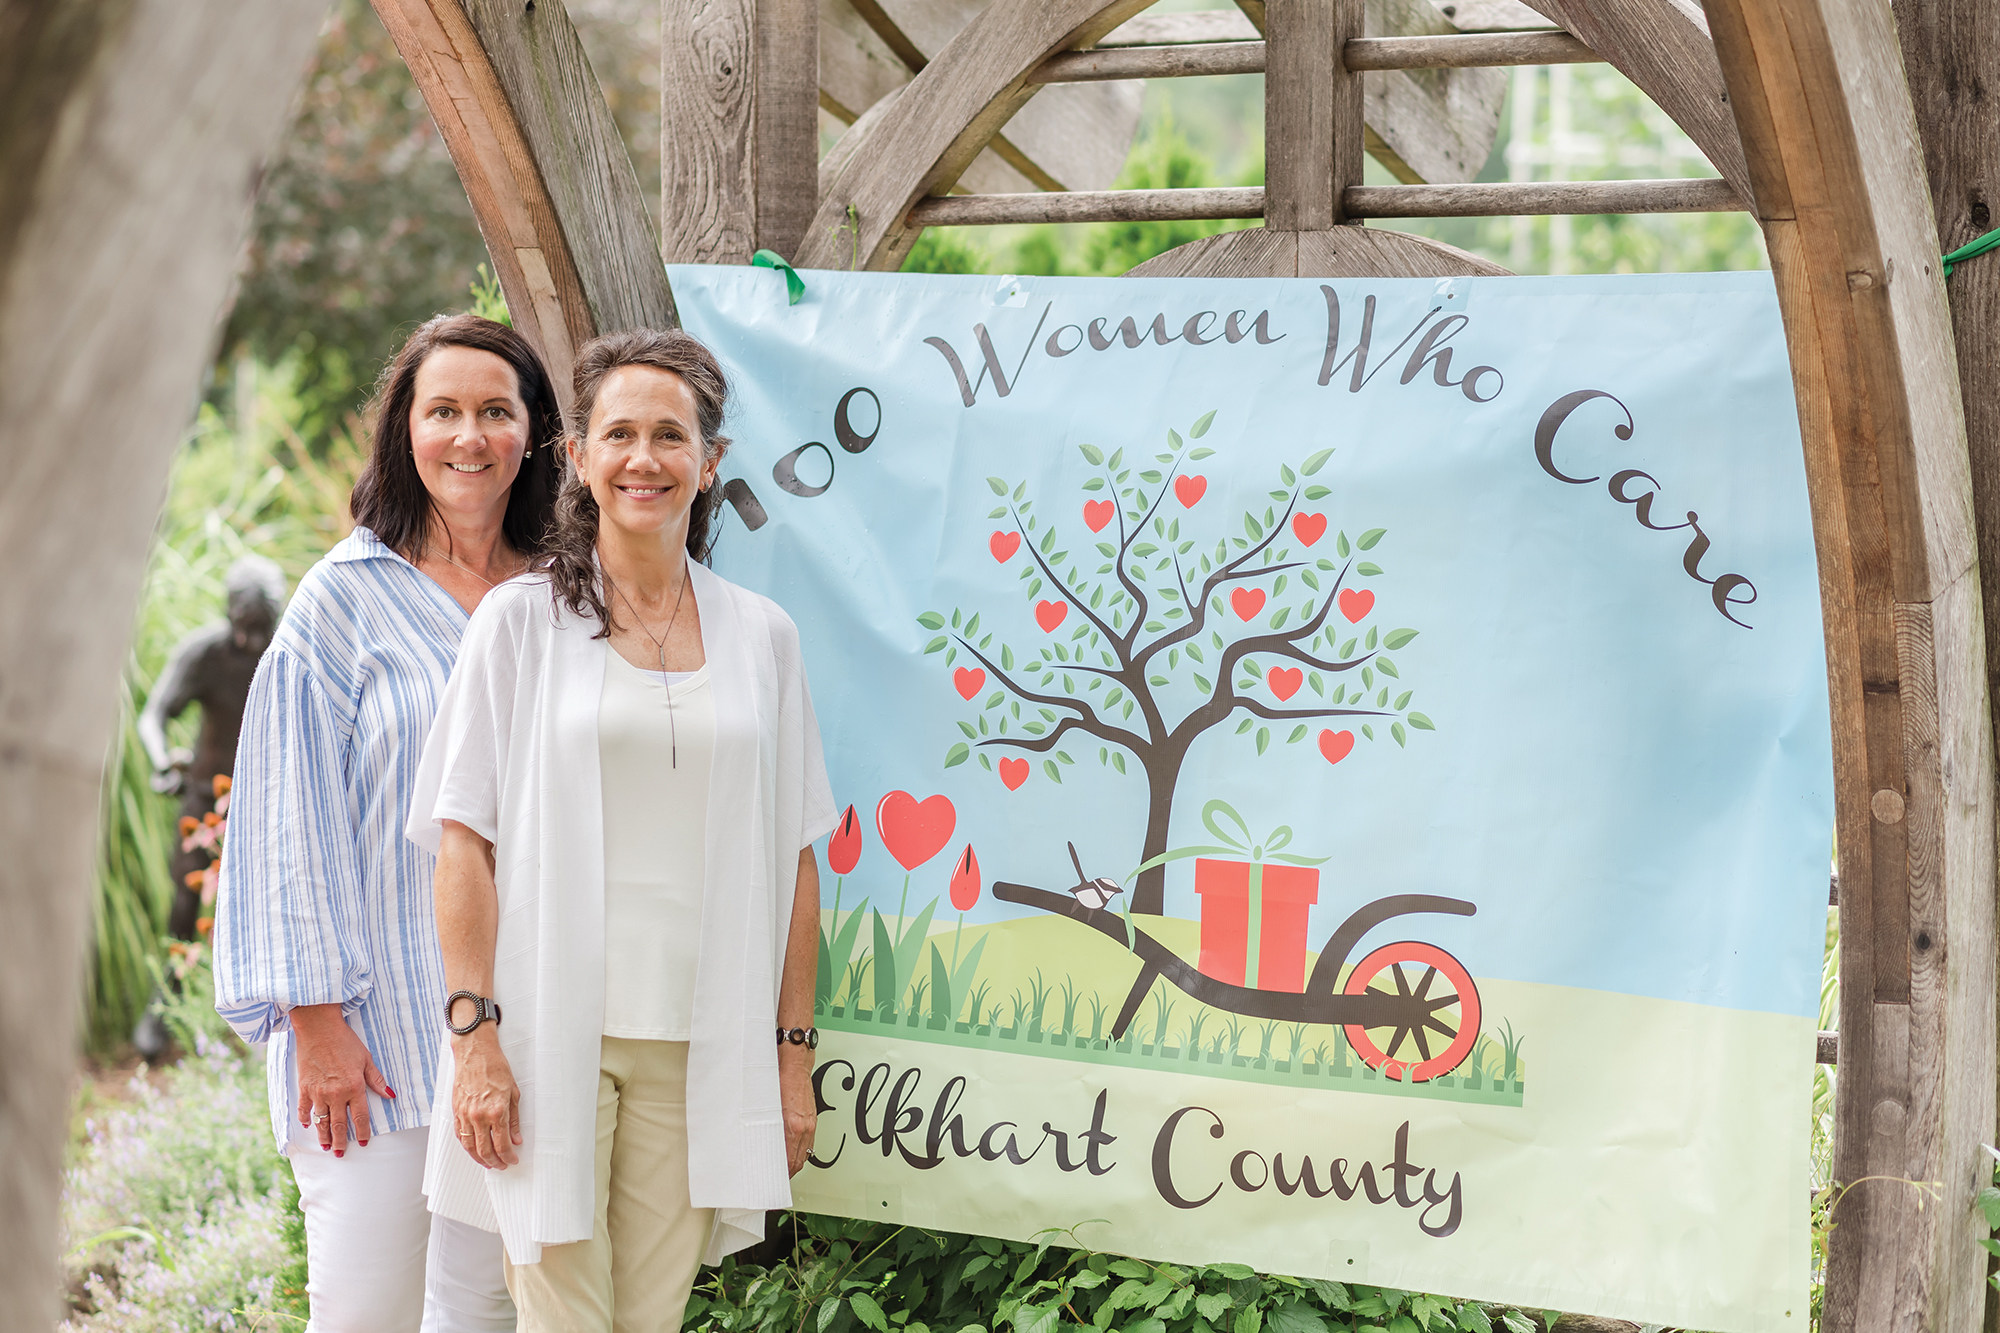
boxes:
[916,411,1435,917]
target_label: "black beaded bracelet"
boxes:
[777,1026,819,1049]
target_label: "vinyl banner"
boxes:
[671,265,1832,1332]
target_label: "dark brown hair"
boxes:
[349,313,563,561]
[541,328,732,637]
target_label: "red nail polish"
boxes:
[386,1088,397,1099]
[321,1144,330,1152]
[358,1140,369,1147]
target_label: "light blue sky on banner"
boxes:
[672,265,1833,1020]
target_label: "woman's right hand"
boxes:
[451,1028,522,1168]
[292,1003,395,1157]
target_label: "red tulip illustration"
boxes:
[827,804,862,875]
[949,845,981,912]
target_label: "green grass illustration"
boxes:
[816,896,1526,1107]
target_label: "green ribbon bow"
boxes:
[751,249,805,305]
[1943,226,2000,280]
[1127,801,1329,989]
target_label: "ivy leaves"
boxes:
[682,1213,1550,1333]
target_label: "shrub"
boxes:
[685,1213,1549,1333]
[61,1039,305,1330]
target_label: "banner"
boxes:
[672,265,1832,1332]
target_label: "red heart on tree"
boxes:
[1174,476,1207,508]
[954,668,985,700]
[1292,513,1326,546]
[1338,588,1374,623]
[1036,600,1068,632]
[1230,588,1266,621]
[1268,666,1302,701]
[998,758,1029,791]
[989,532,1020,563]
[876,791,957,871]
[1083,500,1114,532]
[1318,730,1355,765]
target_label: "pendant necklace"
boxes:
[608,568,690,767]
[425,544,525,589]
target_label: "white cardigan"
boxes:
[406,561,836,1264]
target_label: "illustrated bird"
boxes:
[1066,842,1124,912]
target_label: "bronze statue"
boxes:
[138,554,285,941]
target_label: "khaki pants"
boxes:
[505,1038,715,1332]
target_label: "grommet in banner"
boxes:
[1871,788,1905,823]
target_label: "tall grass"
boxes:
[87,358,365,1049]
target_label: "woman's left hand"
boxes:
[779,1052,816,1176]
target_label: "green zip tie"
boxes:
[751,249,805,305]
[1942,226,2000,279]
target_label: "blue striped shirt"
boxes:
[212,527,467,1147]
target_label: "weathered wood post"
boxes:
[0,2,327,1326]
[1888,16,2000,1314]
[372,0,677,401]
[1705,0,1998,1324]
[659,0,820,263]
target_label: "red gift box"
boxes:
[1193,858,1321,992]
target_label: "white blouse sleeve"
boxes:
[407,589,524,854]
[773,608,838,850]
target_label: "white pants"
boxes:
[287,1121,515,1333]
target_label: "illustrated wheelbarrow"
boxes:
[991,875,1481,1082]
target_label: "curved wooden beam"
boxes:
[1704,0,1994,1325]
[798,0,1157,271]
[1125,225,1507,277]
[0,0,326,1318]
[1518,0,1751,206]
[373,0,676,407]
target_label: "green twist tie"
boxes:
[1942,226,2000,280]
[751,249,805,305]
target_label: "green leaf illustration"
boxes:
[1191,410,1218,438]
[1301,448,1334,475]
[1408,712,1436,730]
[986,477,1008,496]
[1393,722,1408,747]
[944,743,969,768]
[1384,627,1420,649]
[924,636,947,654]
[1304,485,1331,500]
[917,611,945,630]
[1080,443,1105,465]
[1357,527,1387,550]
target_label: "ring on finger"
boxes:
[312,1111,328,1126]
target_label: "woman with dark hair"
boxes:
[408,328,833,1331]
[213,313,562,1332]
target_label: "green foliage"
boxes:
[903,230,991,275]
[223,0,489,442]
[61,1042,299,1329]
[683,1215,1552,1333]
[87,365,366,1050]
[469,263,512,326]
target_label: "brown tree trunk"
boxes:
[0,1,325,1324]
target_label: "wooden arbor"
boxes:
[369,0,1996,1321]
[0,0,1991,1325]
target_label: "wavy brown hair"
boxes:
[541,328,732,637]
[349,313,563,560]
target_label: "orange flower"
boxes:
[212,774,232,797]
[179,816,199,837]
[196,917,214,938]
[184,870,207,889]
[202,811,222,827]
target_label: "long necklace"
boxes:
[425,543,524,590]
[607,568,690,767]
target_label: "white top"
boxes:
[599,652,712,1040]
[407,562,836,1265]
